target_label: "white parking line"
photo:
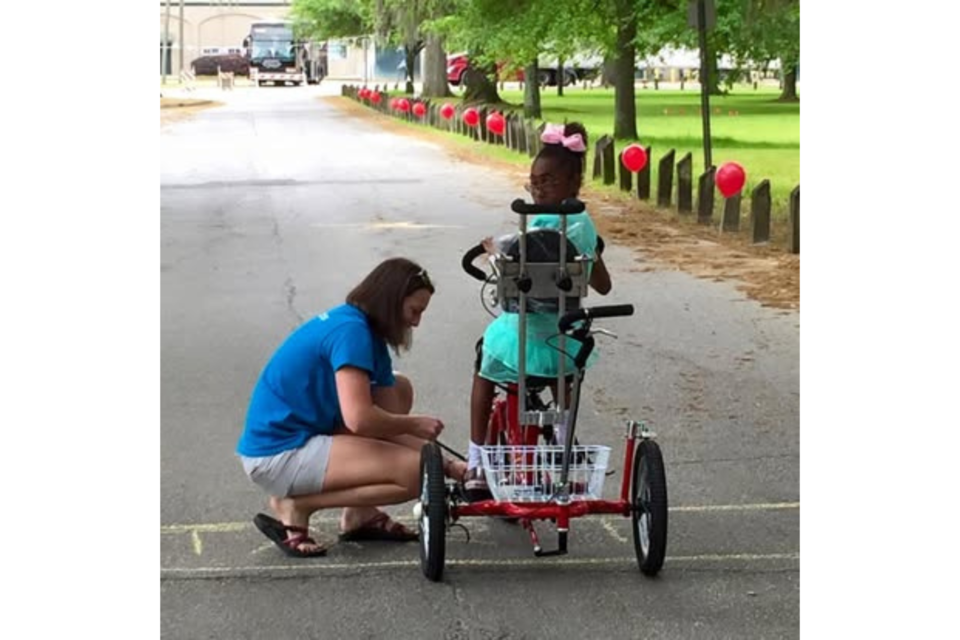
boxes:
[192,530,203,556]
[601,520,629,544]
[161,552,800,579]
[669,502,800,513]
[311,222,464,230]
[160,501,799,535]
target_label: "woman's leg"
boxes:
[372,372,414,414]
[269,433,421,541]
[372,373,467,480]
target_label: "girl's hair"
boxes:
[534,121,589,193]
[346,257,434,351]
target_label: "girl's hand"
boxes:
[481,236,496,255]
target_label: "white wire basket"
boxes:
[478,445,611,503]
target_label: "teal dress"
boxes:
[479,211,600,384]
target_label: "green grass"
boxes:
[496,87,799,213]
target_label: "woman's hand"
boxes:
[410,416,445,440]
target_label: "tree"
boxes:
[637,0,800,100]
[373,1,463,97]
[421,31,454,97]
[293,0,456,97]
[431,1,521,106]
[370,0,427,94]
[437,0,589,114]
[611,0,639,139]
[736,0,799,100]
[290,0,370,41]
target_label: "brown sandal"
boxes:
[253,513,328,558]
[338,511,418,542]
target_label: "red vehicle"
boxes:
[415,197,669,582]
[447,52,590,87]
[446,52,471,85]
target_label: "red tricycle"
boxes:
[415,198,668,582]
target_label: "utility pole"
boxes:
[178,0,185,77]
[690,0,715,171]
[163,0,171,84]
[363,37,369,85]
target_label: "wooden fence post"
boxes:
[477,106,488,142]
[533,122,545,157]
[721,193,741,233]
[751,179,772,243]
[657,149,675,208]
[697,166,716,225]
[789,185,800,254]
[596,136,615,185]
[593,138,603,179]
[637,146,652,200]
[618,151,632,192]
[519,118,530,155]
[677,152,693,213]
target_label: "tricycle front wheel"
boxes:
[419,442,447,582]
[631,439,668,576]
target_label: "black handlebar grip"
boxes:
[461,243,488,282]
[510,198,586,216]
[558,304,635,332]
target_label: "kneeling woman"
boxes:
[236,257,466,557]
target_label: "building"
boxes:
[159,1,295,76]
[158,0,413,82]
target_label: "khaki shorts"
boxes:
[239,435,333,498]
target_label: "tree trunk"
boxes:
[524,60,541,118]
[779,61,798,101]
[462,66,502,104]
[557,57,564,97]
[403,44,419,94]
[601,55,616,88]
[613,0,638,140]
[422,33,452,98]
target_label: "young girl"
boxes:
[464,122,613,501]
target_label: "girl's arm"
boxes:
[590,235,612,294]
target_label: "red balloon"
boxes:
[486,111,506,136]
[440,103,455,120]
[716,162,747,197]
[398,98,411,113]
[358,88,367,100]
[621,144,648,173]
[370,92,381,104]
[413,102,427,117]
[463,107,479,127]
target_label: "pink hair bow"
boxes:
[541,123,586,153]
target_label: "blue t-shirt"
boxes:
[237,303,395,457]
